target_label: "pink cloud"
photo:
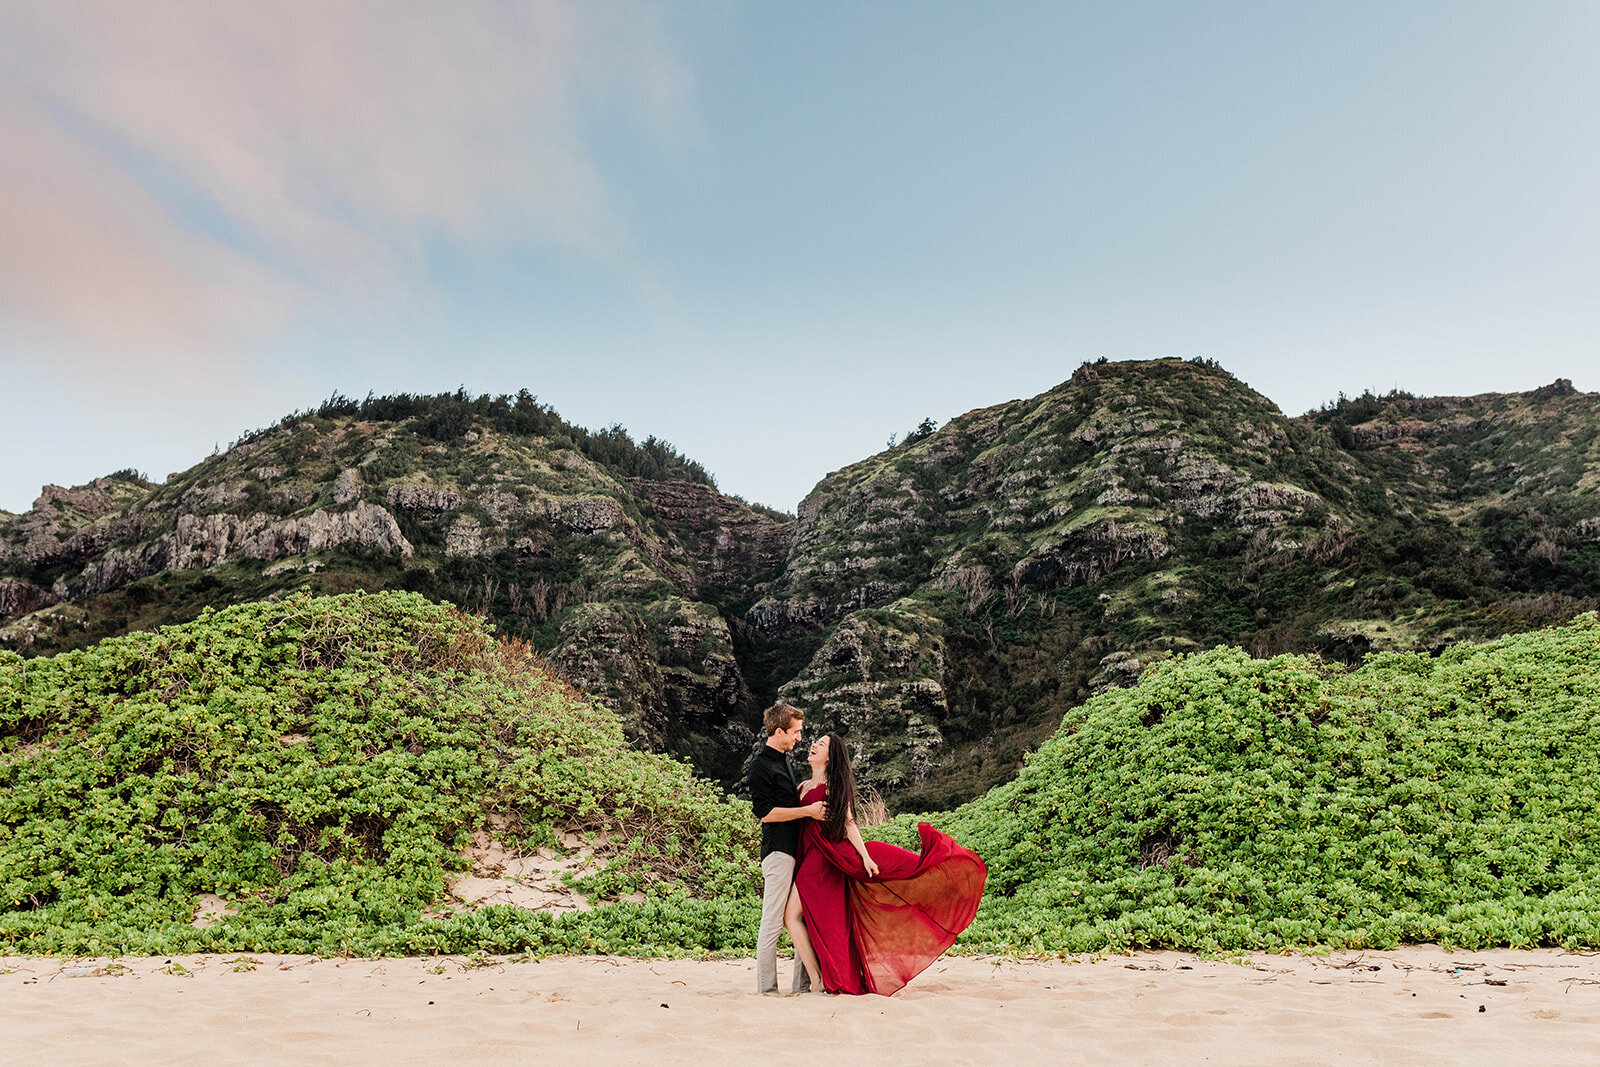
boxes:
[0,84,292,375]
[0,1,691,380]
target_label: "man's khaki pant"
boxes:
[756,851,810,995]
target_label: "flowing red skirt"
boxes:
[794,785,987,996]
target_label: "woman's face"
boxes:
[808,736,830,764]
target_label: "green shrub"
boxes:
[873,613,1600,953]
[11,592,1600,959]
[0,591,757,956]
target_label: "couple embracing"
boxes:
[746,703,987,996]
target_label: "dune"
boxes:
[5,947,1599,1065]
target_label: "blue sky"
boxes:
[1,2,1596,514]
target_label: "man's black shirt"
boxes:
[746,744,801,859]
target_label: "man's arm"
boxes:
[749,755,823,824]
[760,801,826,824]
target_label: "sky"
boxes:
[1,1,1596,515]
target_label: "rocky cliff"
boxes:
[4,367,1598,808]
[745,359,1600,808]
[0,394,791,783]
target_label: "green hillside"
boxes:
[0,592,758,956]
[4,366,1597,812]
[873,612,1600,952]
[757,359,1600,808]
[6,595,1600,956]
[0,392,792,786]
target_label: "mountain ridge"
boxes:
[4,361,1597,808]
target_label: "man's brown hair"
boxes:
[763,702,804,737]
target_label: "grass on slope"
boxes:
[0,592,758,956]
[871,612,1600,953]
[9,590,1600,959]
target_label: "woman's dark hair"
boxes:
[821,733,857,842]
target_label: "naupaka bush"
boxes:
[0,591,757,956]
[871,612,1600,952]
[8,591,1600,958]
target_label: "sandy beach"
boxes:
[5,947,1599,1065]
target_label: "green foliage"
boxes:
[871,613,1600,953]
[899,418,939,447]
[6,357,1596,826]
[758,358,1600,810]
[0,592,758,956]
[10,598,1600,959]
[301,390,715,486]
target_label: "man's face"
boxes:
[775,719,803,752]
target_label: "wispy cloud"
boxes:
[0,0,689,382]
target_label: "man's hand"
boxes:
[807,800,828,821]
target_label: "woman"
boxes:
[782,733,987,996]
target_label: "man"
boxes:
[746,702,825,995]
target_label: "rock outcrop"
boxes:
[0,577,52,618]
[777,606,948,789]
[72,502,413,597]
[744,359,1600,807]
[4,369,1598,809]
[0,396,792,789]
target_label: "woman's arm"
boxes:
[845,809,880,877]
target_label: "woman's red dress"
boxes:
[794,783,987,996]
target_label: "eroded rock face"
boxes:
[79,544,166,595]
[545,495,628,533]
[387,483,463,514]
[552,603,669,740]
[183,481,249,511]
[445,515,491,557]
[477,490,523,523]
[550,597,755,780]
[1011,520,1171,588]
[746,597,826,639]
[0,578,53,618]
[239,501,413,561]
[332,468,362,504]
[16,481,129,567]
[30,483,118,516]
[778,607,947,791]
[69,503,413,598]
[549,601,746,761]
[627,480,791,596]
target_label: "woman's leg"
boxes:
[784,883,823,991]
